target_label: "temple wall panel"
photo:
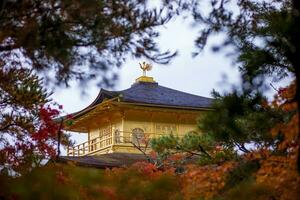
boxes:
[123,120,153,139]
[122,120,199,138]
[89,119,123,139]
[89,129,99,140]
[178,124,198,136]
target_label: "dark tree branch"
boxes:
[0,44,18,52]
[0,123,13,131]
[56,119,64,159]
[291,0,300,173]
[234,141,250,153]
[198,144,212,158]
[129,134,154,164]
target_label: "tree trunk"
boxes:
[291,0,300,173]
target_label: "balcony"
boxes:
[67,130,158,156]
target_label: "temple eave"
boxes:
[117,102,213,112]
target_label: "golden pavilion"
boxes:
[63,63,213,161]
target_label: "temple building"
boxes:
[61,63,213,166]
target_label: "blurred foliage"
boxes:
[0,154,299,200]
[151,83,297,171]
[223,160,260,190]
[171,0,300,169]
[151,132,238,168]
[151,132,215,156]
[198,90,289,153]
[181,161,236,200]
[0,162,182,200]
[197,148,238,166]
[0,0,178,87]
[269,82,298,151]
[176,0,299,93]
[215,179,275,200]
[146,82,299,199]
[255,155,300,200]
[0,67,71,175]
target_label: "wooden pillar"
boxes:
[83,143,85,155]
[88,130,90,153]
[176,113,181,136]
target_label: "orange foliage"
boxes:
[270,82,299,150]
[256,155,300,200]
[2,156,299,200]
[243,148,271,160]
[253,82,300,200]
[180,162,236,200]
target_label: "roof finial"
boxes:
[135,62,156,84]
[139,62,152,76]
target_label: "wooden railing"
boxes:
[67,135,113,156]
[67,131,168,156]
